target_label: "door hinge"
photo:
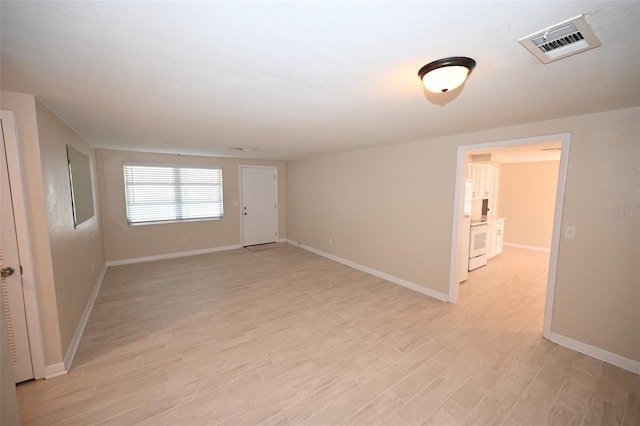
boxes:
[20,265,23,275]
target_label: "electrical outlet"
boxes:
[181,236,187,242]
[564,225,576,239]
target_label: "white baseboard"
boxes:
[106,244,243,266]
[503,242,551,253]
[287,240,448,303]
[44,362,66,379]
[60,262,108,374]
[549,332,640,375]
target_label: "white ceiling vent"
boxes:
[519,14,601,64]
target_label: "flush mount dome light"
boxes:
[418,57,476,93]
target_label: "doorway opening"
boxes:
[448,133,571,340]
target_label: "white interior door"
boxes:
[241,166,277,246]
[1,120,34,383]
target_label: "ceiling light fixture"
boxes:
[418,57,476,93]
[234,147,254,152]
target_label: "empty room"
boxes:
[1,1,639,425]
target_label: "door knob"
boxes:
[1,267,15,278]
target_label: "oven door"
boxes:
[469,223,489,258]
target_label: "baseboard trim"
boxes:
[105,244,243,266]
[287,240,448,303]
[549,332,640,375]
[59,262,109,374]
[503,242,551,253]
[44,362,66,379]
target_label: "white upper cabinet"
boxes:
[467,163,497,200]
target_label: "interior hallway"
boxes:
[16,245,639,425]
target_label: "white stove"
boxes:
[469,220,489,271]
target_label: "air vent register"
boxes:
[519,14,601,64]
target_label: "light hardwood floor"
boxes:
[17,244,639,425]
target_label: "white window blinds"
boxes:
[123,164,223,225]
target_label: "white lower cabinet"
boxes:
[488,218,505,259]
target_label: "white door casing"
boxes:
[448,132,570,342]
[240,166,278,247]
[1,118,34,383]
[0,111,44,380]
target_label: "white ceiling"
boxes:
[1,1,639,161]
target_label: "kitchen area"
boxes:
[457,143,561,284]
[465,158,505,275]
[457,157,505,284]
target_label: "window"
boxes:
[123,164,223,225]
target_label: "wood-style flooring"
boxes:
[17,244,640,425]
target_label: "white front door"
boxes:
[1,119,34,383]
[241,166,277,246]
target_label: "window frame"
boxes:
[123,163,224,226]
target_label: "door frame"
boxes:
[238,165,278,247]
[447,132,571,340]
[1,110,45,379]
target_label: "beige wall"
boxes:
[1,90,105,369]
[96,149,286,261]
[497,161,560,249]
[2,86,638,373]
[287,140,454,295]
[1,91,63,365]
[552,108,639,363]
[287,107,640,363]
[34,99,105,357]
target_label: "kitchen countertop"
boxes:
[470,215,505,226]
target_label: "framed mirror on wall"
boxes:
[66,145,95,227]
